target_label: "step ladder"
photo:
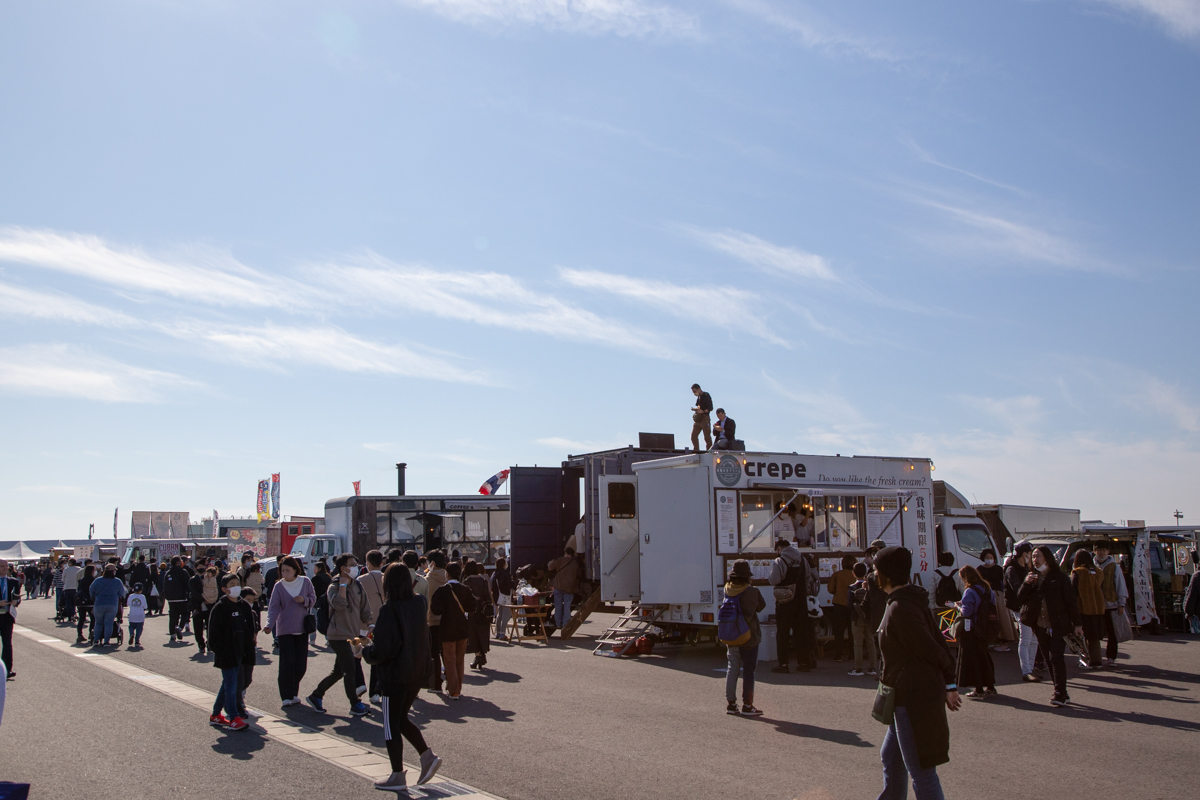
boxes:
[559,587,604,640]
[593,604,667,657]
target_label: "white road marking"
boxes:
[15,625,500,798]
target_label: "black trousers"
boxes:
[63,589,77,620]
[1103,608,1120,660]
[76,606,94,641]
[382,686,427,771]
[775,600,805,666]
[277,633,309,700]
[192,608,208,649]
[827,604,851,658]
[1034,626,1068,698]
[314,639,359,703]
[957,628,996,691]
[0,613,13,675]
[429,625,443,689]
[167,601,188,637]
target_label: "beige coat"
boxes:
[357,570,385,622]
[426,568,448,626]
[325,578,374,641]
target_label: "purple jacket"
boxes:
[267,576,316,636]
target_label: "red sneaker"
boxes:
[209,714,230,726]
[227,716,249,731]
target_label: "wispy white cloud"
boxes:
[559,267,788,346]
[905,140,1029,196]
[957,394,1045,432]
[722,0,901,60]
[397,0,700,38]
[1085,0,1200,41]
[0,226,312,308]
[907,196,1121,274]
[171,321,491,384]
[0,344,199,402]
[682,227,839,282]
[312,254,683,359]
[363,442,395,452]
[536,435,625,452]
[0,281,142,327]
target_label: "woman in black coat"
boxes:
[874,546,961,800]
[358,564,441,792]
[1017,546,1083,707]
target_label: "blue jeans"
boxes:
[725,644,759,704]
[879,706,944,800]
[129,621,144,644]
[552,589,573,629]
[213,667,241,719]
[93,605,119,643]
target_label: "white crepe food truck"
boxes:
[594,450,967,655]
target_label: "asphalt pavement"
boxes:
[2,596,1197,799]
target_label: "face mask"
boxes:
[1037,564,1049,574]
[983,558,995,566]
[347,566,360,579]
[227,586,242,599]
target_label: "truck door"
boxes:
[639,466,714,606]
[599,476,640,601]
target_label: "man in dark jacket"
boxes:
[161,556,192,643]
[188,569,211,655]
[147,559,161,615]
[874,546,960,798]
[768,540,810,673]
[1017,547,1083,707]
[129,557,151,598]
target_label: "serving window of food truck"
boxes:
[738,490,867,552]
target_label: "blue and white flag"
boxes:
[478,469,510,496]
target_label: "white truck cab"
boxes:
[289,533,346,575]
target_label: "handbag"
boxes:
[1064,632,1086,657]
[303,611,317,635]
[1111,607,1133,643]
[871,667,904,725]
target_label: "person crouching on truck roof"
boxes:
[769,538,811,674]
[874,546,960,798]
[548,547,582,634]
[712,408,737,450]
[689,383,713,452]
[722,560,765,716]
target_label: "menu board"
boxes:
[866,495,902,547]
[716,490,739,554]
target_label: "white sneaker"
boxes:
[370,694,383,705]
[867,669,878,676]
[281,698,295,708]
[418,750,442,785]
[847,669,864,676]
[374,772,407,791]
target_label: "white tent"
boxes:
[0,542,49,561]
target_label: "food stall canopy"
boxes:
[0,542,50,561]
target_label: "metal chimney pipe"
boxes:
[396,462,407,496]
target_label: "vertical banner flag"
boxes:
[257,479,270,522]
[113,507,118,538]
[1132,529,1160,627]
[271,473,281,520]
[213,509,220,538]
[353,480,361,497]
[478,469,511,496]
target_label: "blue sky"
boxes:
[1,0,1197,538]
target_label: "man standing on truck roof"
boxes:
[1093,542,1129,667]
[690,383,713,452]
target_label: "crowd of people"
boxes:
[716,526,1163,800]
[6,547,527,792]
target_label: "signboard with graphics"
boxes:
[227,528,268,560]
[1132,530,1159,627]
[866,495,902,548]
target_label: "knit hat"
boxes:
[730,559,752,579]
[873,546,911,586]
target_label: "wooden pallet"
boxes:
[559,587,603,639]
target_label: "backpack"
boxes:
[934,569,961,606]
[717,592,752,646]
[772,555,803,605]
[973,585,1000,640]
[849,580,868,623]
